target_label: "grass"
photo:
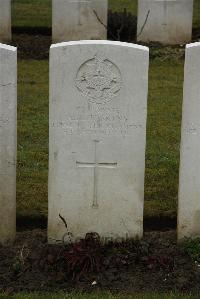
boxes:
[183,238,200,263]
[12,0,52,28]
[193,0,200,28]
[109,0,137,14]
[12,0,200,29]
[16,55,184,220]
[17,60,49,218]
[0,293,200,299]
[145,58,183,218]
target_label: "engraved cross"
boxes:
[76,140,117,208]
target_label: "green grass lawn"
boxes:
[17,55,184,220]
[17,60,49,218]
[12,0,52,28]
[12,0,200,29]
[145,58,183,218]
[0,293,199,299]
[193,0,200,28]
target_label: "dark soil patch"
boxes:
[12,26,52,36]
[193,27,200,41]
[16,215,176,232]
[12,34,51,60]
[0,230,199,295]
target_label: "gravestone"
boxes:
[0,0,11,42]
[52,0,107,43]
[137,0,193,45]
[48,40,149,243]
[178,42,200,240]
[0,44,17,245]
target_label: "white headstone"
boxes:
[0,0,11,43]
[52,0,107,43]
[0,43,17,245]
[178,42,200,240]
[48,40,149,243]
[137,0,193,45]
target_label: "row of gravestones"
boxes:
[0,40,200,245]
[0,0,194,45]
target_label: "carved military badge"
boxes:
[75,53,122,104]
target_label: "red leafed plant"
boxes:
[59,214,102,281]
[64,232,102,281]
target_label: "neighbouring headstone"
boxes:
[48,40,149,243]
[137,0,193,45]
[0,0,11,42]
[52,0,107,43]
[178,42,200,240]
[0,43,17,245]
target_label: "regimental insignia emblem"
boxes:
[75,53,122,104]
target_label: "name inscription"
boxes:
[52,105,142,137]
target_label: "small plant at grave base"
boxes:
[64,232,102,281]
[12,245,30,275]
[59,214,102,281]
[108,9,137,42]
[183,238,200,263]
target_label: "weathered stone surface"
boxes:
[0,43,17,245]
[52,0,107,43]
[48,40,149,243]
[178,42,200,240]
[137,0,193,45]
[0,0,11,43]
